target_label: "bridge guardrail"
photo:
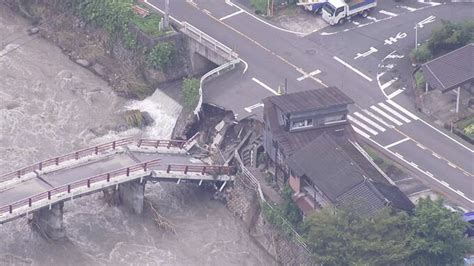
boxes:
[0,138,135,183]
[0,160,236,218]
[0,138,193,184]
[181,22,239,61]
[0,159,162,217]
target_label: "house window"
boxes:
[292,119,313,129]
[324,114,345,125]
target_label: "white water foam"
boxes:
[125,89,182,139]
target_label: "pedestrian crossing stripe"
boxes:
[347,115,378,135]
[354,112,386,132]
[378,102,410,123]
[370,105,403,126]
[362,109,394,128]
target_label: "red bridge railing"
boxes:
[0,138,190,183]
[0,160,235,217]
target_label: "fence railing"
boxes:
[0,159,161,217]
[162,164,236,176]
[194,58,241,117]
[181,22,239,61]
[1,138,190,184]
[233,150,309,252]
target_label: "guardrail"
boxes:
[1,138,190,184]
[0,138,135,182]
[0,160,236,219]
[181,22,239,61]
[0,159,161,217]
[163,164,236,176]
[194,58,241,117]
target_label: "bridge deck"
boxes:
[0,138,235,224]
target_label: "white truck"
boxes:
[322,0,377,25]
[297,0,328,14]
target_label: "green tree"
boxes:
[182,78,200,108]
[281,185,303,227]
[147,42,175,70]
[407,197,472,265]
[303,207,412,265]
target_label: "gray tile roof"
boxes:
[422,43,474,93]
[336,181,387,216]
[287,134,366,202]
[267,87,354,115]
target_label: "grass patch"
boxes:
[182,78,200,108]
[131,13,164,37]
[364,146,391,172]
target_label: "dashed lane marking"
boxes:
[432,152,441,159]
[379,10,399,17]
[398,5,418,12]
[384,137,410,149]
[333,56,373,82]
[448,162,457,168]
[417,143,426,149]
[387,88,405,99]
[380,77,398,91]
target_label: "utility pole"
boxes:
[415,23,418,50]
[164,0,170,29]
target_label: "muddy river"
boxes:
[0,7,274,266]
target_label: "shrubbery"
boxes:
[147,42,175,70]
[411,20,474,63]
[182,78,200,108]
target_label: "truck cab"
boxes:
[297,0,328,14]
[322,0,346,25]
[322,0,376,25]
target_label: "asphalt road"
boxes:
[147,0,473,208]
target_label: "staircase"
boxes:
[240,136,263,167]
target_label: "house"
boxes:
[263,87,414,216]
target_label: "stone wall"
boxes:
[225,176,314,265]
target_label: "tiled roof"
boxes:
[422,43,474,93]
[336,180,387,216]
[267,87,354,115]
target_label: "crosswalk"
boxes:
[348,100,419,138]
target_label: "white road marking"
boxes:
[351,21,361,26]
[366,16,378,22]
[297,69,321,81]
[333,56,373,82]
[398,5,417,12]
[244,103,264,113]
[440,180,449,186]
[354,47,378,59]
[419,118,473,152]
[387,88,405,99]
[362,109,394,128]
[432,152,441,159]
[352,125,371,139]
[386,100,419,120]
[252,78,279,95]
[384,137,410,149]
[378,102,411,123]
[380,77,398,90]
[347,115,378,135]
[219,9,244,21]
[379,10,398,17]
[354,112,386,132]
[386,54,404,59]
[417,15,436,28]
[408,161,418,168]
[370,106,403,126]
[417,143,426,149]
[457,190,465,197]
[363,136,473,203]
[202,9,211,15]
[394,152,404,159]
[448,162,457,168]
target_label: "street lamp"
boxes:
[415,22,418,50]
[164,0,170,29]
